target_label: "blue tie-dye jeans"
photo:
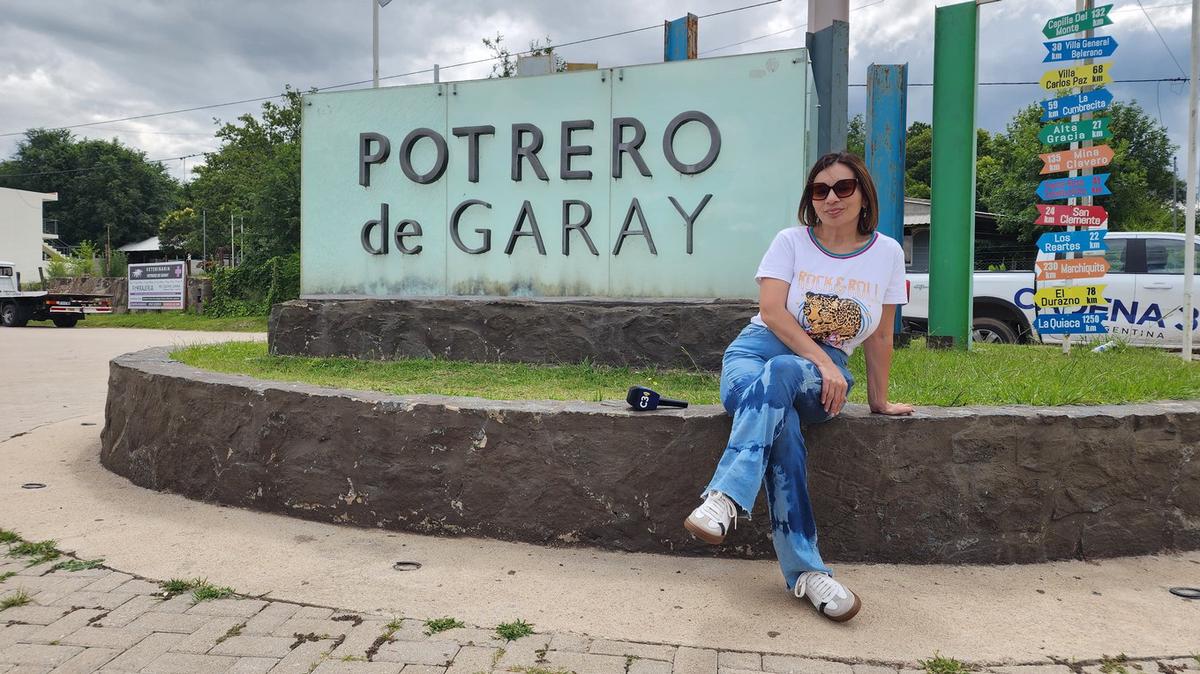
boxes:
[703,322,854,588]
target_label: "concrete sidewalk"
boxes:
[2,328,1199,672]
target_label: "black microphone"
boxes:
[626,386,689,411]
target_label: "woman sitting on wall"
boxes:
[684,151,914,623]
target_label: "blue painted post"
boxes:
[865,63,909,336]
[664,14,698,62]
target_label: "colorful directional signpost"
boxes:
[1035,204,1108,227]
[1036,174,1111,200]
[1042,4,1113,38]
[1033,4,1116,341]
[1040,89,1113,121]
[1034,312,1107,335]
[1043,35,1118,62]
[1039,145,1114,174]
[1037,229,1107,255]
[1040,62,1113,91]
[1035,257,1110,281]
[1039,117,1111,144]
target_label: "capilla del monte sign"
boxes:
[300,48,815,298]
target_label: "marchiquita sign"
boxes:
[300,49,815,298]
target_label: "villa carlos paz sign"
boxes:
[300,50,817,299]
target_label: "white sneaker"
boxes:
[794,571,862,622]
[683,491,738,544]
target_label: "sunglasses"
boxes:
[809,178,859,200]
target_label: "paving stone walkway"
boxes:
[2,558,1197,674]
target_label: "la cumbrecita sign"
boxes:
[300,49,816,298]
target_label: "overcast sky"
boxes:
[0,0,1193,182]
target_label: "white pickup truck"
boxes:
[0,260,113,327]
[904,231,1199,347]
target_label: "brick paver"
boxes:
[1,561,1193,674]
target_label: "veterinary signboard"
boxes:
[128,262,186,310]
[300,49,817,299]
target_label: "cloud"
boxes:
[0,0,1192,184]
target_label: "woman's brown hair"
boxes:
[797,152,879,236]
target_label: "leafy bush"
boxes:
[103,250,128,278]
[205,253,299,317]
[46,257,69,279]
[69,241,98,277]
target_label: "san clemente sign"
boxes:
[355,111,721,258]
[300,49,815,298]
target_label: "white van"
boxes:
[904,231,1199,347]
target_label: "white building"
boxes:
[0,187,58,284]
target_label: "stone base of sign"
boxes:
[101,347,1200,564]
[269,297,761,370]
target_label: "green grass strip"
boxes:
[171,339,1200,408]
[62,312,268,332]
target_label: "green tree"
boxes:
[158,206,204,257]
[0,129,179,248]
[979,101,1181,240]
[185,87,304,263]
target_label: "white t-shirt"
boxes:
[749,226,908,356]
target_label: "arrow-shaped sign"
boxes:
[1035,204,1108,227]
[1039,117,1112,145]
[1040,145,1115,174]
[1036,257,1110,281]
[1043,35,1118,63]
[1036,174,1112,200]
[1035,312,1108,335]
[1041,89,1113,122]
[1038,229,1108,254]
[1034,284,1108,309]
[1043,4,1114,38]
[1041,62,1113,92]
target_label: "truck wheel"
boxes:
[52,315,79,328]
[972,317,1018,344]
[1,302,28,328]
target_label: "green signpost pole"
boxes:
[928,0,979,350]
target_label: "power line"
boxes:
[1135,0,1188,77]
[1,0,781,136]
[848,77,1190,87]
[0,152,204,179]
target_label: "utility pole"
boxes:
[1182,0,1198,360]
[202,209,207,264]
[806,1,849,155]
[230,213,235,268]
[372,0,392,88]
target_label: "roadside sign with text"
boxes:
[1040,88,1113,122]
[128,261,186,310]
[1035,257,1110,281]
[1034,284,1107,309]
[1043,35,1118,62]
[1039,145,1114,174]
[1037,229,1108,254]
[1035,204,1108,227]
[1040,62,1113,91]
[1039,117,1112,145]
[1036,173,1111,200]
[1035,312,1107,335]
[1042,4,1113,38]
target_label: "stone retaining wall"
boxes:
[270,297,761,370]
[100,347,1200,564]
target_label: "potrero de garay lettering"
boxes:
[355,111,720,257]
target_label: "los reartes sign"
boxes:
[299,49,817,299]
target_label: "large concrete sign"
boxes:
[301,49,815,298]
